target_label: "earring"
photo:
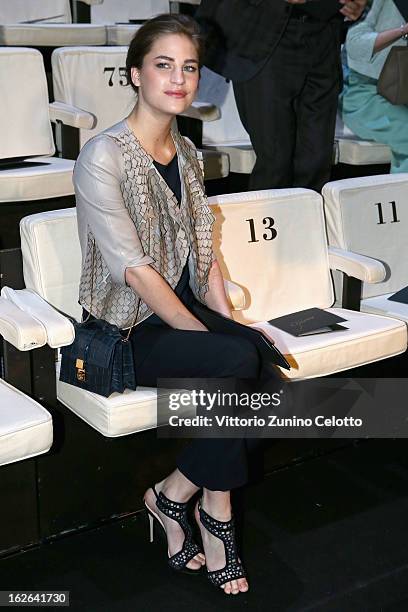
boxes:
[131,67,140,87]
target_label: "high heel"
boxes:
[198,500,247,589]
[144,486,203,574]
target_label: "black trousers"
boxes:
[130,319,263,491]
[233,18,342,192]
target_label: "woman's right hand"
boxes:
[171,314,208,332]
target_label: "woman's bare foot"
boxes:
[144,484,205,570]
[195,501,249,595]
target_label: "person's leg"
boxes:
[133,325,263,589]
[293,21,342,191]
[233,23,306,190]
[198,489,248,595]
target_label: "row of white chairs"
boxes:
[0,46,228,240]
[1,182,407,463]
[0,0,200,47]
[2,40,392,239]
[196,69,392,173]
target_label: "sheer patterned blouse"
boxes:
[73,119,215,329]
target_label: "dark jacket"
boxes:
[196,0,344,81]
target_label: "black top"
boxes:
[145,154,194,326]
[153,154,182,206]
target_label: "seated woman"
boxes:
[73,14,269,596]
[341,0,408,173]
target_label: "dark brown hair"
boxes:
[126,13,204,94]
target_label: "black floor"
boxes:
[2,439,408,612]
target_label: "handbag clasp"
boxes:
[76,358,86,381]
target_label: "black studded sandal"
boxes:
[198,500,247,589]
[144,486,203,574]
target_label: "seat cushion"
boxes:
[362,294,408,322]
[334,111,391,166]
[0,24,106,46]
[205,144,255,174]
[201,150,229,180]
[57,379,189,437]
[336,138,391,166]
[0,378,53,467]
[251,308,407,379]
[0,157,74,203]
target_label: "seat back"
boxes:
[0,48,55,160]
[20,209,82,321]
[197,68,251,147]
[323,174,408,299]
[91,0,170,23]
[52,46,135,148]
[0,0,71,24]
[208,189,334,324]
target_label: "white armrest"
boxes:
[181,101,220,122]
[1,288,75,349]
[224,280,246,311]
[0,297,46,351]
[328,246,386,284]
[49,101,96,130]
[78,0,103,5]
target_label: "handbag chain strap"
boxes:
[84,237,141,342]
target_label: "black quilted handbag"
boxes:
[59,240,138,397]
[59,319,137,397]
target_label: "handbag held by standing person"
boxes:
[377,42,408,105]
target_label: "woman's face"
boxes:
[132,33,200,117]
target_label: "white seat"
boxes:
[0,0,106,47]
[197,68,256,174]
[208,188,407,379]
[57,379,187,437]
[51,46,229,179]
[18,208,160,436]
[0,48,94,206]
[0,24,106,46]
[0,0,72,23]
[91,0,171,23]
[252,308,404,379]
[323,174,408,321]
[0,378,53,467]
[52,46,135,149]
[334,113,392,166]
[0,157,74,204]
[16,208,240,436]
[91,0,201,25]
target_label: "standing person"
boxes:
[73,14,269,596]
[342,0,408,173]
[196,0,367,191]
